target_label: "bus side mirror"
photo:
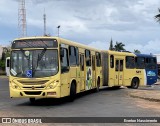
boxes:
[60,48,64,57]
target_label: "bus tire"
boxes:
[29,98,35,104]
[69,82,76,102]
[113,86,120,89]
[127,86,131,88]
[96,77,100,92]
[131,78,139,89]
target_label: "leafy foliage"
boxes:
[155,8,160,23]
[0,47,11,71]
[114,42,126,51]
[109,38,114,50]
[0,60,5,70]
[134,49,141,54]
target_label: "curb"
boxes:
[129,94,160,102]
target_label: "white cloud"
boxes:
[0,0,160,54]
[27,18,43,28]
[59,20,88,33]
[87,39,160,54]
[88,41,109,50]
[125,39,160,54]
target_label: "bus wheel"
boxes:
[127,86,131,88]
[131,78,139,89]
[96,78,100,92]
[69,82,76,102]
[29,98,35,104]
[113,86,120,89]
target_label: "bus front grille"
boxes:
[17,80,49,85]
[22,86,45,89]
[24,91,42,95]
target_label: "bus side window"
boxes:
[115,60,119,71]
[136,57,145,69]
[80,54,84,71]
[147,57,157,69]
[126,56,135,69]
[69,46,76,66]
[96,52,101,67]
[92,55,95,70]
[120,60,123,71]
[61,48,69,73]
[151,58,156,69]
[76,47,79,66]
[85,50,91,66]
[110,55,114,68]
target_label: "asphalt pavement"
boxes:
[128,81,160,102]
[1,75,160,103]
[1,76,160,126]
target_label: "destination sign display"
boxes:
[12,39,58,49]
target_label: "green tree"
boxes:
[114,42,125,51]
[0,60,5,70]
[109,38,114,50]
[134,49,141,54]
[1,52,6,61]
[0,46,11,71]
[155,8,160,23]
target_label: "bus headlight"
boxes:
[47,80,59,89]
[11,82,20,89]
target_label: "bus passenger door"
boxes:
[80,54,85,91]
[115,59,123,86]
[60,48,70,97]
[92,55,96,88]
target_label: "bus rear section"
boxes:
[101,50,147,89]
[135,53,158,86]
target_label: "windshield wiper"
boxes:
[32,48,47,76]
[39,39,48,48]
[38,48,47,61]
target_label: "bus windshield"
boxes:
[10,49,58,78]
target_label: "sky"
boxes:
[0,0,160,54]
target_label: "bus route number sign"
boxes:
[12,39,58,48]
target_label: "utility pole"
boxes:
[57,25,60,37]
[43,9,46,36]
[18,0,27,37]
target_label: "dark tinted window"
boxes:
[92,55,95,70]
[61,48,69,68]
[80,54,84,71]
[116,60,119,71]
[126,56,135,69]
[85,50,91,66]
[120,60,123,71]
[145,57,157,69]
[61,48,69,73]
[69,46,76,66]
[110,55,114,68]
[96,52,101,67]
[135,57,145,69]
[76,47,79,65]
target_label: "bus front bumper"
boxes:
[9,86,61,98]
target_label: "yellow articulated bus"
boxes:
[101,50,148,89]
[9,36,102,103]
